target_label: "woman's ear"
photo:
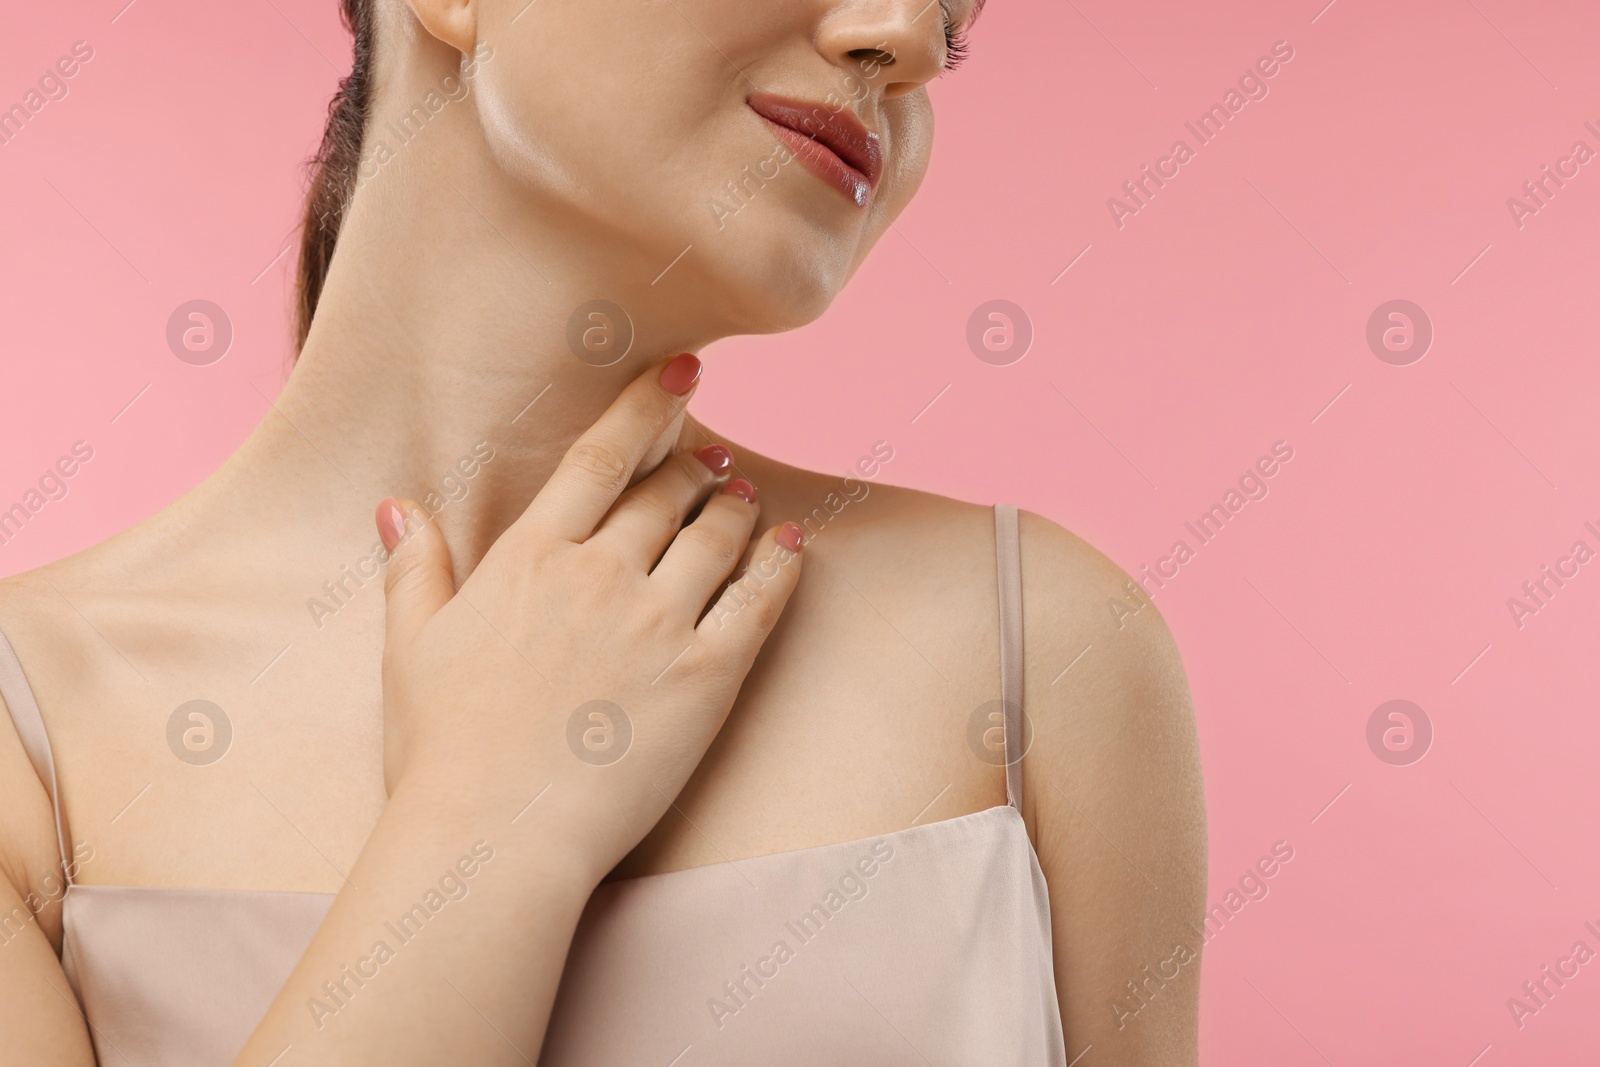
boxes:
[403,0,477,56]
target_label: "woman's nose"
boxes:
[815,0,950,99]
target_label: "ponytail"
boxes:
[294,0,376,355]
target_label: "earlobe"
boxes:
[403,0,477,57]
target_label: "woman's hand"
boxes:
[233,354,802,1065]
[375,352,804,880]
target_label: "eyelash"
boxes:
[941,2,970,72]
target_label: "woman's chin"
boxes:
[692,242,851,336]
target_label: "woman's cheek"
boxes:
[856,100,934,261]
[884,99,935,208]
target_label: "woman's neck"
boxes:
[212,114,737,587]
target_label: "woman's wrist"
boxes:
[230,758,602,1062]
[386,754,626,896]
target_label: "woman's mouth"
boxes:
[747,92,883,207]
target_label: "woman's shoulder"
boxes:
[0,550,137,695]
[0,565,96,942]
[821,483,1207,1056]
[806,473,1193,737]
[780,469,1178,663]
[0,563,94,690]
[0,491,231,684]
[769,467,1194,734]
[0,548,170,812]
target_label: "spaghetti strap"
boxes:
[993,504,1025,809]
[0,625,73,882]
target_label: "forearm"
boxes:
[232,770,599,1065]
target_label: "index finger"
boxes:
[524,353,702,542]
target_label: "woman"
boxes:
[0,0,1205,1063]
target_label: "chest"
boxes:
[46,583,1004,894]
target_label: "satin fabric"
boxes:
[0,504,1066,1065]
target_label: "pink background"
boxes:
[4,1,1598,1062]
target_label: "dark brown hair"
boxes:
[295,0,377,354]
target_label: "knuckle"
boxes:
[719,572,781,632]
[508,536,553,576]
[568,440,631,492]
[570,543,630,590]
[388,567,422,602]
[386,555,426,595]
[670,451,710,490]
[631,488,682,537]
[678,641,732,682]
[636,595,677,635]
[744,586,784,632]
[682,523,742,570]
[634,386,677,425]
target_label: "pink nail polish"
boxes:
[778,522,804,552]
[694,444,733,474]
[721,478,756,504]
[659,353,702,396]
[375,499,406,552]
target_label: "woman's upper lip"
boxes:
[746,92,883,188]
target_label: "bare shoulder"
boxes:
[0,567,89,949]
[1007,508,1206,1065]
[773,471,1200,779]
[1010,506,1197,760]
[764,470,1188,709]
[819,483,1206,1061]
[0,565,107,1057]
[0,554,138,733]
[796,476,1191,710]
[874,496,1201,829]
[0,564,100,753]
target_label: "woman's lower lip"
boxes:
[760,118,873,207]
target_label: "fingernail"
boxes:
[721,478,756,504]
[778,522,804,552]
[375,498,406,552]
[659,353,702,396]
[694,444,733,474]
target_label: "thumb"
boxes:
[376,497,455,650]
